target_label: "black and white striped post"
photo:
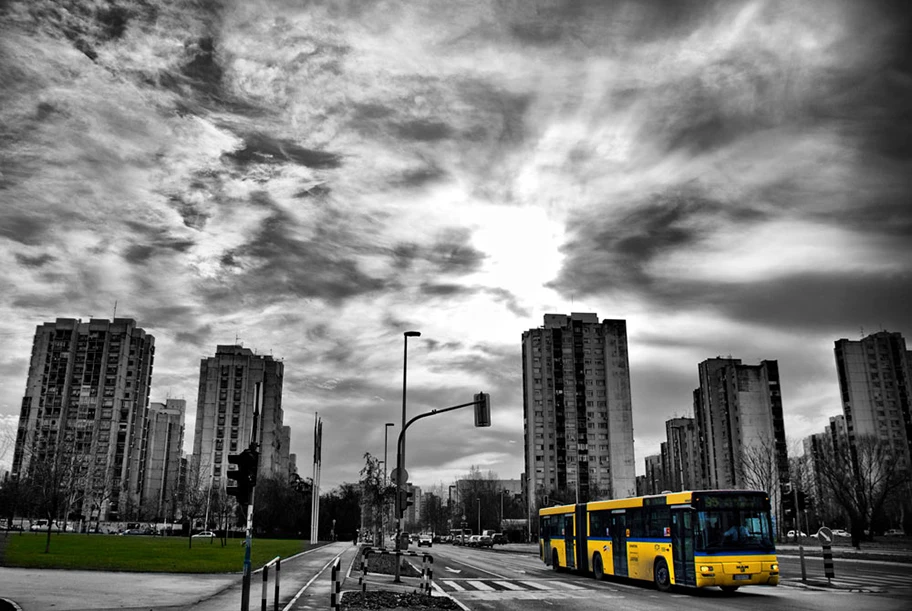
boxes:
[330,558,342,610]
[422,554,434,594]
[261,556,281,611]
[816,527,836,583]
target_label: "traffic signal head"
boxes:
[474,392,491,427]
[398,488,415,516]
[227,448,259,505]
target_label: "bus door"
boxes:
[575,504,588,572]
[671,506,695,586]
[540,517,552,562]
[563,513,575,569]
[610,510,627,577]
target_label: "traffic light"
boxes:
[474,392,491,427]
[782,491,794,517]
[398,488,414,516]
[227,448,259,505]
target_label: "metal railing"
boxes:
[261,556,281,611]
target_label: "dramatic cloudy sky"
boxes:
[1,0,910,493]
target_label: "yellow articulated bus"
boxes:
[540,489,779,593]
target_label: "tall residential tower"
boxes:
[521,313,636,514]
[12,318,155,521]
[191,345,289,492]
[834,331,912,470]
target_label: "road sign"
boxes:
[817,526,833,545]
[389,467,408,487]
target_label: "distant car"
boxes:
[466,535,480,547]
[492,533,506,545]
[418,534,433,547]
[192,531,216,538]
[885,529,905,536]
[30,520,63,532]
[832,529,851,537]
[477,534,494,548]
[787,530,807,538]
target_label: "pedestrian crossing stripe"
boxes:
[492,581,524,590]
[439,579,592,592]
[467,581,496,591]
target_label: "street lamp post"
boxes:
[501,489,509,530]
[477,497,481,536]
[395,331,420,583]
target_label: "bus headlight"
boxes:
[700,565,714,574]
[770,563,779,573]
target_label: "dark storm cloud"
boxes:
[224,132,343,169]
[14,252,55,268]
[549,189,761,296]
[389,229,486,276]
[132,304,196,330]
[393,119,453,142]
[119,221,196,263]
[214,193,386,303]
[392,166,446,189]
[175,324,214,346]
[427,228,486,274]
[170,194,212,230]
[0,212,51,246]
[710,272,912,334]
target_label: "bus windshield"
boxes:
[695,507,775,552]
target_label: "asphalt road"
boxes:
[1,541,909,610]
[420,543,912,611]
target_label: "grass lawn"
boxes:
[1,532,311,573]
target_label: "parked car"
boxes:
[30,520,63,532]
[418,533,433,547]
[191,531,216,538]
[492,532,506,545]
[885,529,906,536]
[466,535,481,547]
[787,530,807,538]
[477,534,494,548]
[832,529,851,537]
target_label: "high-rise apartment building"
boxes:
[664,416,701,491]
[834,331,912,470]
[142,399,185,521]
[693,358,789,492]
[521,313,636,512]
[191,345,289,492]
[12,318,155,521]
[643,453,665,494]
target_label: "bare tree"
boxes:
[178,460,211,548]
[359,453,393,545]
[816,434,907,549]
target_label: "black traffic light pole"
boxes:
[393,393,490,582]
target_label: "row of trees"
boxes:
[358,455,524,540]
[738,434,910,548]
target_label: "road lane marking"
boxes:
[443,581,466,591]
[492,581,524,590]
[521,580,553,590]
[466,580,496,591]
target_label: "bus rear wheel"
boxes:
[592,553,605,580]
[654,558,671,592]
[551,549,561,572]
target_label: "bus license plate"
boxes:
[733,574,751,580]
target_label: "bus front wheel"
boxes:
[551,549,561,572]
[654,558,671,592]
[592,553,605,580]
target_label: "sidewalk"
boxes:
[155,541,362,611]
[776,543,912,564]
